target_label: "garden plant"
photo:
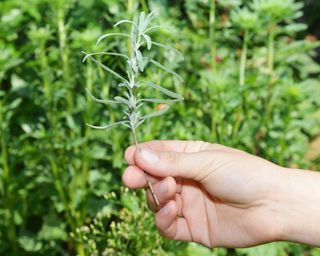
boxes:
[0,0,319,255]
[82,10,184,206]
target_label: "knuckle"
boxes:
[164,152,180,167]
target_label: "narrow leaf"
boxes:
[143,81,184,101]
[131,15,139,40]
[145,25,172,33]
[86,88,119,105]
[144,10,156,28]
[84,55,127,82]
[151,41,183,58]
[138,98,181,104]
[142,105,170,119]
[135,50,145,72]
[96,33,131,45]
[114,96,129,105]
[142,34,152,50]
[146,58,184,82]
[86,121,128,130]
[139,12,146,32]
[114,20,139,30]
[82,51,129,62]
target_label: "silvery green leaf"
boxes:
[142,34,152,50]
[135,50,144,72]
[135,81,142,88]
[145,25,172,33]
[123,91,130,99]
[144,10,156,28]
[114,20,139,30]
[131,15,139,39]
[85,55,127,82]
[86,121,128,130]
[82,51,129,62]
[142,105,170,119]
[86,88,119,105]
[114,96,129,105]
[146,58,184,83]
[96,33,130,45]
[139,12,146,33]
[143,81,184,101]
[136,118,145,128]
[138,98,180,104]
[121,122,131,129]
[151,41,183,58]
[136,103,144,109]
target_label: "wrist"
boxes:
[271,167,320,246]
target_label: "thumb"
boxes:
[135,148,212,181]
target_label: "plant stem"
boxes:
[140,0,148,13]
[232,30,249,142]
[0,103,18,255]
[49,158,76,230]
[128,0,134,16]
[240,30,248,87]
[80,60,93,221]
[267,24,275,75]
[211,101,217,142]
[264,24,277,130]
[209,0,216,72]
[132,129,160,206]
[57,6,73,111]
[209,0,217,142]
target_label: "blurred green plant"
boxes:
[0,0,319,255]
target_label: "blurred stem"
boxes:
[49,158,76,230]
[267,24,275,74]
[140,0,148,12]
[212,248,219,256]
[128,0,134,16]
[80,60,93,220]
[39,42,55,126]
[75,244,86,256]
[240,30,248,87]
[56,8,85,255]
[209,0,217,142]
[128,0,134,54]
[211,101,217,142]
[209,0,216,72]
[232,30,249,142]
[0,105,18,255]
[49,158,86,256]
[265,24,277,129]
[57,7,73,111]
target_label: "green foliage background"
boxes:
[0,0,320,255]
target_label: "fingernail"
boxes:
[158,180,167,194]
[159,203,171,216]
[140,148,159,165]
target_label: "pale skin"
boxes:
[122,140,320,248]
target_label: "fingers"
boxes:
[125,140,210,165]
[155,200,177,239]
[122,166,159,188]
[155,200,192,242]
[146,176,176,211]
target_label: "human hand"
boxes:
[122,140,284,248]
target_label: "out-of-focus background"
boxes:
[0,0,319,255]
